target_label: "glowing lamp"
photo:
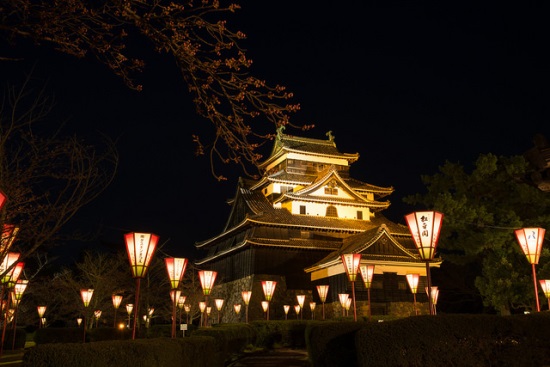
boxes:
[125,233,159,278]
[165,257,188,289]
[261,280,277,302]
[515,227,545,312]
[198,270,217,295]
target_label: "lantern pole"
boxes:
[112,294,122,328]
[198,270,217,327]
[261,281,277,321]
[296,295,305,320]
[80,289,94,343]
[165,257,188,338]
[405,211,443,315]
[341,254,361,321]
[316,285,329,320]
[406,273,420,315]
[241,291,252,323]
[125,232,159,339]
[515,227,545,312]
[360,264,375,320]
[125,304,133,329]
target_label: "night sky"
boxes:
[2,1,550,265]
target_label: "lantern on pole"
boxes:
[112,294,123,328]
[338,293,349,317]
[198,270,217,296]
[539,279,550,310]
[283,305,290,320]
[261,280,277,321]
[359,264,375,320]
[234,304,242,321]
[261,301,269,319]
[425,286,439,315]
[309,302,316,320]
[125,304,133,328]
[199,301,206,327]
[515,227,545,312]
[125,232,159,339]
[11,279,27,350]
[165,257,188,338]
[296,295,305,320]
[214,298,224,324]
[406,273,420,315]
[184,304,191,324]
[341,253,361,321]
[316,285,329,320]
[241,291,252,323]
[94,310,102,328]
[405,211,443,315]
[177,295,186,324]
[198,270,217,327]
[37,306,46,328]
[80,288,94,342]
[294,304,301,319]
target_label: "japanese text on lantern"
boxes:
[138,234,145,263]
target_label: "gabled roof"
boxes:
[259,128,359,170]
[304,224,442,278]
[272,166,390,211]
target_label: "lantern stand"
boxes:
[261,281,277,321]
[125,304,133,329]
[125,232,159,339]
[316,285,329,320]
[296,295,305,320]
[37,306,46,328]
[11,279,28,350]
[341,254,361,321]
[405,211,443,316]
[112,294,122,328]
[338,293,349,317]
[165,257,188,338]
[198,270,217,327]
[406,273,420,316]
[515,227,545,312]
[241,291,252,323]
[360,264,375,320]
[80,288,94,343]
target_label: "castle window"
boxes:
[357,211,363,220]
[324,187,338,195]
[300,205,306,215]
[326,205,338,217]
[280,185,293,194]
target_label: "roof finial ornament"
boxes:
[326,130,335,142]
[276,125,286,140]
